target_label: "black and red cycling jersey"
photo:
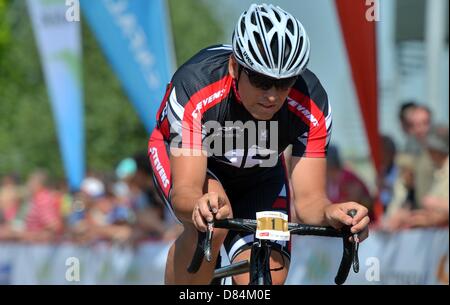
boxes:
[150,44,332,196]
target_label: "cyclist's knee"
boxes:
[268,252,290,285]
[269,269,289,285]
[231,250,251,285]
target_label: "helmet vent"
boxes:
[240,18,246,35]
[270,35,279,64]
[262,16,272,32]
[254,32,270,67]
[247,39,259,67]
[288,36,303,71]
[273,10,281,22]
[286,19,294,35]
[284,39,292,62]
[250,13,257,25]
[235,44,243,60]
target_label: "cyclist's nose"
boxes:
[263,88,278,103]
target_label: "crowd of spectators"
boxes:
[378,103,448,230]
[0,153,182,245]
[324,101,448,231]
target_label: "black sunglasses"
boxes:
[241,66,298,91]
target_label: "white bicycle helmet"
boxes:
[232,3,310,79]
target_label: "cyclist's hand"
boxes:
[192,192,231,232]
[324,202,370,242]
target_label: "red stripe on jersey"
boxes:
[155,83,173,141]
[272,198,287,209]
[287,88,328,158]
[182,76,233,149]
[160,118,170,140]
[156,82,173,124]
[148,129,172,198]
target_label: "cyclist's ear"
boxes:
[228,55,239,80]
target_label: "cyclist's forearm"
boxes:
[294,197,331,226]
[171,186,203,223]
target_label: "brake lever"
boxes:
[347,209,359,273]
[204,221,214,262]
[353,238,360,273]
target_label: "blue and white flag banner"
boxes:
[27,0,85,190]
[80,0,175,133]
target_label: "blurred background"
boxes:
[0,0,448,284]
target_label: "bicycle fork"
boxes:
[249,240,272,285]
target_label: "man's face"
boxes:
[402,108,416,134]
[410,108,431,141]
[229,57,294,120]
[27,173,45,193]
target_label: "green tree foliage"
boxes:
[168,0,224,65]
[0,0,63,179]
[0,0,224,183]
[0,0,11,59]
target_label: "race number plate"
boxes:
[256,211,290,241]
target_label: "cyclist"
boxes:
[148,3,370,284]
